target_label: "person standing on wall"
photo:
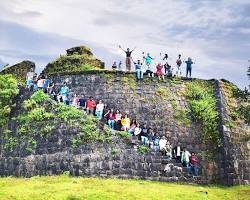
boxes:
[185,57,195,78]
[176,54,182,77]
[119,45,136,72]
[26,68,35,90]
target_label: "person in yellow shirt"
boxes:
[121,114,130,131]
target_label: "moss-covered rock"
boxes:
[0,60,35,84]
[42,46,105,75]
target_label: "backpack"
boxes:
[176,59,182,66]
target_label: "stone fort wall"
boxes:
[0,70,249,185]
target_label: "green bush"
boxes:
[0,74,19,128]
[117,131,132,139]
[138,145,150,154]
[3,90,110,153]
[186,81,220,147]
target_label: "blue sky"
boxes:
[0,0,249,88]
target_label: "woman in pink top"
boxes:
[156,63,165,80]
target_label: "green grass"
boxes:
[0,176,249,200]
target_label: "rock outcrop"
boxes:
[42,46,105,75]
[0,60,35,83]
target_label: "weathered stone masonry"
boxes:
[0,70,249,185]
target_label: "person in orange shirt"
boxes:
[86,96,96,115]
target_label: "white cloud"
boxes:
[0,0,249,88]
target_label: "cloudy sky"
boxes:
[0,0,249,88]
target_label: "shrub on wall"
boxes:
[0,74,19,128]
[3,90,110,153]
[186,81,220,147]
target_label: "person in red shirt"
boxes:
[86,96,96,115]
[190,152,199,176]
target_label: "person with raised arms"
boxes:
[119,45,136,72]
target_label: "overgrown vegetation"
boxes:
[43,52,103,74]
[0,74,19,129]
[138,145,150,154]
[117,131,132,139]
[186,81,220,147]
[222,81,250,125]
[3,90,110,153]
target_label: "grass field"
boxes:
[0,176,249,200]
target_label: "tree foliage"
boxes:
[0,74,19,128]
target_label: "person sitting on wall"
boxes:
[134,60,144,81]
[95,100,105,120]
[181,147,191,167]
[144,53,154,78]
[159,136,168,155]
[139,124,148,140]
[118,61,122,71]
[60,82,70,104]
[190,152,199,176]
[134,123,142,136]
[112,61,117,70]
[104,108,116,130]
[114,110,122,130]
[173,142,183,163]
[26,68,35,90]
[128,119,137,135]
[165,141,172,161]
[147,128,154,148]
[121,114,130,131]
[141,126,149,145]
[86,96,96,115]
[152,130,160,151]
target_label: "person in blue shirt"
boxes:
[134,60,143,80]
[60,82,70,104]
[144,53,154,78]
[185,57,195,78]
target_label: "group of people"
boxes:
[26,66,199,177]
[71,95,200,177]
[117,45,195,80]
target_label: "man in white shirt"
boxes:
[159,136,168,155]
[181,148,191,167]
